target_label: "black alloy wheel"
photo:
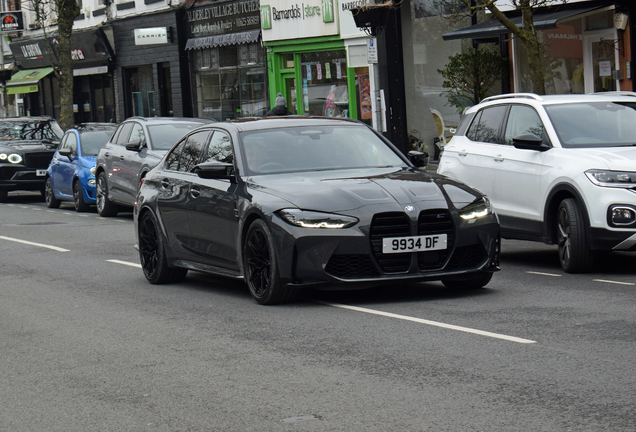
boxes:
[442,271,493,290]
[73,180,90,212]
[96,172,118,217]
[44,177,61,208]
[557,198,594,273]
[138,211,187,284]
[243,219,294,305]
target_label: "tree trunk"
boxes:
[56,0,80,130]
[521,5,546,95]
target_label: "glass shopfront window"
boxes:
[300,50,349,117]
[192,42,267,120]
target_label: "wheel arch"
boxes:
[544,183,592,245]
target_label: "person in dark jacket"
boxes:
[265,93,293,116]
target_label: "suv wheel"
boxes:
[557,198,594,273]
[96,172,118,217]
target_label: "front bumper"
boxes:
[269,209,500,288]
[0,166,47,191]
[583,183,636,251]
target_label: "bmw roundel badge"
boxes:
[405,205,415,213]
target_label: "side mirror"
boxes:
[408,150,429,168]
[125,140,143,152]
[58,148,73,161]
[193,161,235,181]
[512,133,550,152]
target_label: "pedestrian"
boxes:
[265,93,293,116]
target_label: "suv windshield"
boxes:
[545,102,636,148]
[0,119,64,141]
[240,125,406,175]
[148,124,204,150]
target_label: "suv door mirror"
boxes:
[512,134,550,152]
[193,161,235,181]
[407,150,429,168]
[58,147,73,161]
[125,140,143,152]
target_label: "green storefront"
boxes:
[261,0,365,123]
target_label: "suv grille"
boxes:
[24,152,55,169]
[370,212,411,273]
[417,210,455,270]
[325,254,379,279]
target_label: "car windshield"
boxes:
[545,102,636,148]
[80,131,115,156]
[240,125,406,175]
[147,124,204,150]
[0,119,64,141]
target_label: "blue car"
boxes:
[45,123,118,212]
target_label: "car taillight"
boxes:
[139,177,145,188]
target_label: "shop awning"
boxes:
[185,29,260,50]
[442,5,603,40]
[6,67,54,94]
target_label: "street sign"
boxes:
[367,37,377,64]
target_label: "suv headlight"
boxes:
[459,196,492,220]
[586,170,636,188]
[278,209,358,229]
[0,153,22,164]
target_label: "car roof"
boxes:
[473,92,636,111]
[204,116,365,132]
[124,117,215,125]
[73,123,118,132]
[0,116,58,122]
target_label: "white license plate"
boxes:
[382,234,448,254]
[36,170,47,176]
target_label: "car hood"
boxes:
[0,141,57,151]
[79,156,97,169]
[577,147,636,170]
[248,167,479,213]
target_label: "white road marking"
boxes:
[107,259,141,268]
[319,302,536,344]
[527,271,561,277]
[46,210,57,213]
[593,279,635,286]
[0,235,70,252]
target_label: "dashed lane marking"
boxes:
[593,279,635,286]
[527,271,561,277]
[0,235,70,252]
[319,301,537,344]
[107,259,141,268]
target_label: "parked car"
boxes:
[44,123,118,212]
[134,117,500,305]
[438,92,636,273]
[94,117,214,216]
[0,116,64,202]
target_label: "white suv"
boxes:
[438,93,636,273]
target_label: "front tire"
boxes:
[138,211,187,284]
[96,172,118,217]
[243,219,294,305]
[442,271,493,290]
[44,178,61,208]
[557,198,594,273]
[73,180,90,212]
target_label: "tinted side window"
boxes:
[115,123,134,145]
[466,106,507,144]
[178,131,210,173]
[203,131,233,164]
[68,133,78,156]
[59,133,73,150]
[504,105,545,146]
[166,140,185,171]
[128,123,146,146]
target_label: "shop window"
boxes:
[240,68,267,117]
[282,53,294,70]
[300,50,348,117]
[585,10,614,31]
[220,45,238,68]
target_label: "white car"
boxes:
[438,92,636,273]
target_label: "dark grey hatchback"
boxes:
[134,117,501,304]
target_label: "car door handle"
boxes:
[160,179,170,189]
[120,155,125,160]
[494,155,504,162]
[458,151,467,157]
[190,186,200,198]
[104,152,110,158]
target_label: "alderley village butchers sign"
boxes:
[185,0,261,40]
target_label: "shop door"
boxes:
[584,29,619,93]
[283,74,297,115]
[124,66,156,118]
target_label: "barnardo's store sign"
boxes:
[261,0,338,41]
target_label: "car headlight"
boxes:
[278,209,359,229]
[0,153,22,164]
[586,170,636,189]
[459,196,492,220]
[90,166,96,176]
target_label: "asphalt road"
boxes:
[1,193,635,431]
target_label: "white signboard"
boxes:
[338,0,371,39]
[134,28,169,46]
[367,37,377,64]
[494,0,586,12]
[261,0,338,41]
[599,60,612,77]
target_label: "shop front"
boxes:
[261,0,364,121]
[184,0,267,120]
[8,28,115,122]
